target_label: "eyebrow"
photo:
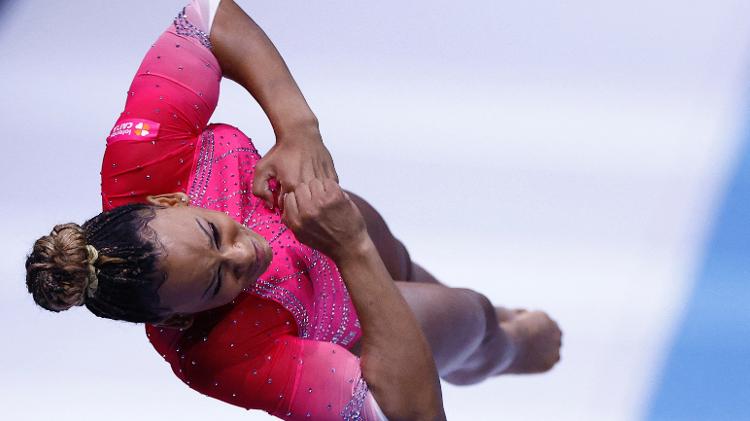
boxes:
[195,218,218,298]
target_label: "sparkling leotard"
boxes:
[99,2,384,419]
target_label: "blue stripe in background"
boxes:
[647,110,750,420]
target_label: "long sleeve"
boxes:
[147,295,383,421]
[192,334,387,420]
[100,0,222,210]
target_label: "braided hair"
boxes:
[25,204,170,323]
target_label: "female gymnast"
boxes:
[25,1,562,420]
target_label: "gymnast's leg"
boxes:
[347,190,562,385]
[346,191,441,284]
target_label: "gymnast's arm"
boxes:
[283,180,447,421]
[210,0,337,208]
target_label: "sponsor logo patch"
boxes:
[107,118,160,143]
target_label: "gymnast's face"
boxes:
[146,193,273,318]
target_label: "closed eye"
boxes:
[209,221,223,297]
[209,222,221,249]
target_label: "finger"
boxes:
[293,182,313,215]
[282,192,301,228]
[309,178,325,201]
[252,169,275,209]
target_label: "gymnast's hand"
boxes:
[281,179,367,261]
[253,131,338,210]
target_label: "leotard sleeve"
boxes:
[148,296,384,421]
[186,334,387,420]
[101,0,222,210]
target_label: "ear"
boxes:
[153,313,195,330]
[146,192,190,208]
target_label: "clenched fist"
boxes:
[253,136,338,210]
[281,179,367,262]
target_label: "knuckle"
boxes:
[300,207,318,221]
[321,194,336,208]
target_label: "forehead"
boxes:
[148,207,214,310]
[148,207,211,252]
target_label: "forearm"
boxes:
[336,237,445,421]
[210,0,319,140]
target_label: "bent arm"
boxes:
[209,0,337,208]
[284,181,446,421]
[336,237,446,421]
[210,0,319,140]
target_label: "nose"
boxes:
[224,237,256,277]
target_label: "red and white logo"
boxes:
[107,118,160,143]
[134,122,150,136]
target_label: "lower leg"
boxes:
[438,290,517,385]
[428,297,562,383]
[395,282,516,384]
[346,191,562,382]
[347,191,443,285]
[347,191,412,280]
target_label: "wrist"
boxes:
[332,233,376,266]
[273,112,320,143]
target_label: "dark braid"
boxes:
[25,204,170,323]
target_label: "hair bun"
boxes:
[25,223,92,312]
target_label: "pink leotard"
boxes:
[99,2,385,419]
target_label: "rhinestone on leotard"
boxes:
[173,7,213,49]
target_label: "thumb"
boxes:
[252,168,275,209]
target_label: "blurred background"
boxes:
[1,0,749,419]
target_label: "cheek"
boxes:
[225,274,246,296]
[159,264,216,313]
[211,275,242,306]
[161,284,204,314]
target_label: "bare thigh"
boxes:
[347,190,444,286]
[346,191,489,374]
[346,191,414,281]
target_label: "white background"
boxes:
[1,1,749,420]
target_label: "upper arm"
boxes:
[108,0,222,144]
[100,1,224,210]
[184,334,387,420]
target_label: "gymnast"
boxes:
[24,1,562,420]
